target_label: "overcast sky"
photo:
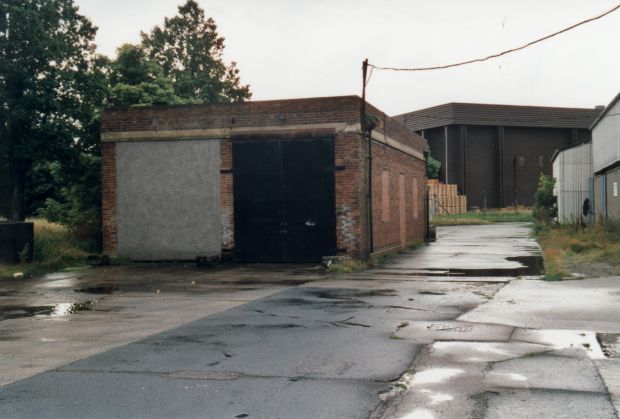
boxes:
[74,0,620,116]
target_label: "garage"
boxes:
[100,96,428,261]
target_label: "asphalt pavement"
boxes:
[1,223,619,418]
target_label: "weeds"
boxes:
[326,258,368,274]
[0,219,90,279]
[535,220,620,280]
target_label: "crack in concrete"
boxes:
[52,368,394,385]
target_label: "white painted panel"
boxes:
[593,99,620,173]
[553,142,592,223]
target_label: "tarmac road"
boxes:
[1,223,619,418]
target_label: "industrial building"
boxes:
[592,92,620,221]
[551,142,593,224]
[100,96,428,262]
[394,103,600,208]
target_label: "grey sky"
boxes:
[74,0,620,115]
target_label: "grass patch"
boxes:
[535,221,620,280]
[432,207,533,226]
[0,219,91,279]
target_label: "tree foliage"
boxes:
[426,153,441,179]
[0,0,106,220]
[2,0,251,255]
[533,174,558,224]
[108,44,183,106]
[140,0,251,104]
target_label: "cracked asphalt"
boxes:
[1,223,620,418]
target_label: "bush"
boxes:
[533,174,557,224]
[37,153,101,252]
[427,154,441,179]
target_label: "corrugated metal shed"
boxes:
[552,142,593,223]
[394,103,601,132]
[592,93,620,174]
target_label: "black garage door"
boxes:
[233,137,336,262]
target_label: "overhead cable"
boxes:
[370,3,620,72]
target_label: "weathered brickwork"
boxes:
[371,142,427,253]
[101,96,360,133]
[100,96,428,260]
[220,139,234,250]
[335,132,367,257]
[101,142,117,253]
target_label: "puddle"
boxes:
[74,285,120,294]
[273,297,369,310]
[306,288,397,299]
[0,301,96,321]
[506,255,544,276]
[370,255,543,278]
[444,255,543,277]
[419,291,446,296]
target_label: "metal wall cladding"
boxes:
[423,125,578,208]
[396,103,600,132]
[593,98,620,174]
[605,167,620,220]
[553,142,593,223]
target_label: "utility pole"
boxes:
[361,59,373,255]
[361,59,368,133]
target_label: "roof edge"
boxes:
[590,91,620,130]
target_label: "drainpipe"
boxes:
[367,128,374,255]
[444,126,449,184]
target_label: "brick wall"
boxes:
[220,139,234,251]
[101,142,117,253]
[371,141,427,253]
[101,96,361,133]
[335,132,368,257]
[366,102,428,154]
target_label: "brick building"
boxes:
[101,96,428,262]
[394,103,600,208]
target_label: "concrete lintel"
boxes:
[101,128,230,142]
[370,130,426,161]
[101,122,425,160]
[101,123,355,142]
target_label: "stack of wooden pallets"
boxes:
[427,179,467,215]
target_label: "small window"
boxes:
[518,156,525,167]
[538,155,544,168]
[381,170,390,222]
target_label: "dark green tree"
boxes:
[108,44,183,106]
[140,0,251,104]
[426,153,441,179]
[0,0,106,220]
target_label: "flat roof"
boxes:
[394,102,601,132]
